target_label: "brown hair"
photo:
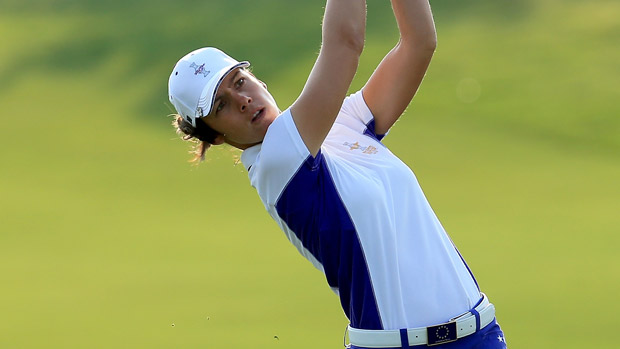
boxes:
[172,114,221,162]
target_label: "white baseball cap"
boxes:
[168,47,250,127]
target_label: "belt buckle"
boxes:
[426,321,458,346]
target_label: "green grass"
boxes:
[1,0,619,347]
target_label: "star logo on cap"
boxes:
[190,62,210,77]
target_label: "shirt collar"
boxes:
[240,143,262,172]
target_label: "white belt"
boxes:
[347,294,495,348]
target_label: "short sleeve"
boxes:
[335,90,387,141]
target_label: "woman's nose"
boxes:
[239,95,252,112]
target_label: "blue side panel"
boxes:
[275,151,383,330]
[363,119,385,142]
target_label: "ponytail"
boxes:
[172,115,221,162]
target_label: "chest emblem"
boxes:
[343,141,378,155]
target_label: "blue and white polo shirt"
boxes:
[241,91,481,330]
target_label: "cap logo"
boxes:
[190,62,210,77]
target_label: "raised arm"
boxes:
[290,0,366,157]
[362,0,436,135]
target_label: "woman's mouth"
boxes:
[251,108,264,123]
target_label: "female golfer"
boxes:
[168,0,506,347]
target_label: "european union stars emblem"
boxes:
[190,62,210,77]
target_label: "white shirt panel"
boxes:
[242,91,481,329]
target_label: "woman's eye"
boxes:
[236,78,245,88]
[216,101,225,112]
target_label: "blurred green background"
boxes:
[1,0,618,347]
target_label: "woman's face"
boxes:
[201,68,279,149]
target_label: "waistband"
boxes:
[347,293,495,348]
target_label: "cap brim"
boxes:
[196,61,250,119]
